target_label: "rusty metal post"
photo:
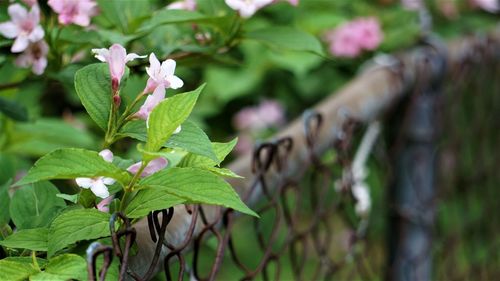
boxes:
[388,40,446,281]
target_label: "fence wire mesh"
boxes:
[86,33,500,281]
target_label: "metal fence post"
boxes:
[388,40,446,281]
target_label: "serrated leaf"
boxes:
[125,191,185,218]
[0,228,48,251]
[179,138,237,168]
[245,26,325,56]
[146,85,204,152]
[137,167,257,217]
[75,63,128,131]
[165,121,217,161]
[9,182,66,230]
[0,260,38,281]
[16,148,132,186]
[0,96,28,122]
[30,254,87,281]
[118,120,147,142]
[48,209,111,257]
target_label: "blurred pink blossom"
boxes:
[401,0,423,10]
[471,0,499,13]
[75,149,116,199]
[225,0,274,18]
[15,39,48,75]
[0,4,44,53]
[127,157,168,178]
[167,0,197,11]
[233,100,285,131]
[48,0,98,27]
[96,195,113,213]
[324,17,383,58]
[91,44,145,92]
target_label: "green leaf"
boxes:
[118,120,147,142]
[138,10,218,33]
[9,182,66,229]
[0,260,38,281]
[165,121,217,162]
[125,190,185,218]
[0,180,10,226]
[137,167,257,217]
[48,209,111,257]
[75,63,128,131]
[1,257,47,268]
[56,194,78,203]
[206,167,243,178]
[245,26,325,56]
[146,85,204,152]
[0,227,48,251]
[8,118,96,157]
[30,254,87,281]
[0,96,28,122]
[179,138,237,168]
[16,148,132,186]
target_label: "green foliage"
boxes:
[0,97,28,122]
[30,254,87,281]
[145,85,204,152]
[9,182,66,230]
[17,148,132,186]
[0,260,38,281]
[0,228,48,251]
[136,167,257,217]
[245,26,325,56]
[48,209,111,257]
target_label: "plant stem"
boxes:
[32,251,40,271]
[115,91,146,132]
[119,160,149,212]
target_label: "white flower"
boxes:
[143,53,184,93]
[225,0,274,18]
[75,149,116,199]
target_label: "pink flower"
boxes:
[233,100,285,131]
[225,0,274,18]
[0,4,44,53]
[324,17,383,58]
[144,53,184,94]
[48,0,98,27]
[75,149,116,199]
[15,39,48,75]
[96,195,114,213]
[167,0,197,11]
[135,86,166,120]
[91,44,145,92]
[401,0,423,10]
[471,0,499,12]
[127,157,168,178]
[355,18,383,50]
[135,53,183,120]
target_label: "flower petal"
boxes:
[125,53,146,62]
[0,22,19,38]
[8,4,28,25]
[32,56,47,75]
[91,48,109,62]
[76,177,93,188]
[99,149,114,163]
[101,177,116,185]
[48,0,65,13]
[90,179,110,199]
[28,25,44,42]
[11,35,29,53]
[108,44,127,81]
[160,59,176,76]
[167,75,184,89]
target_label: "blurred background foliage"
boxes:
[0,0,499,279]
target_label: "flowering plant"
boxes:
[0,0,497,279]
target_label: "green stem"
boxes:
[115,91,146,132]
[119,160,149,212]
[103,92,119,149]
[32,251,40,271]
